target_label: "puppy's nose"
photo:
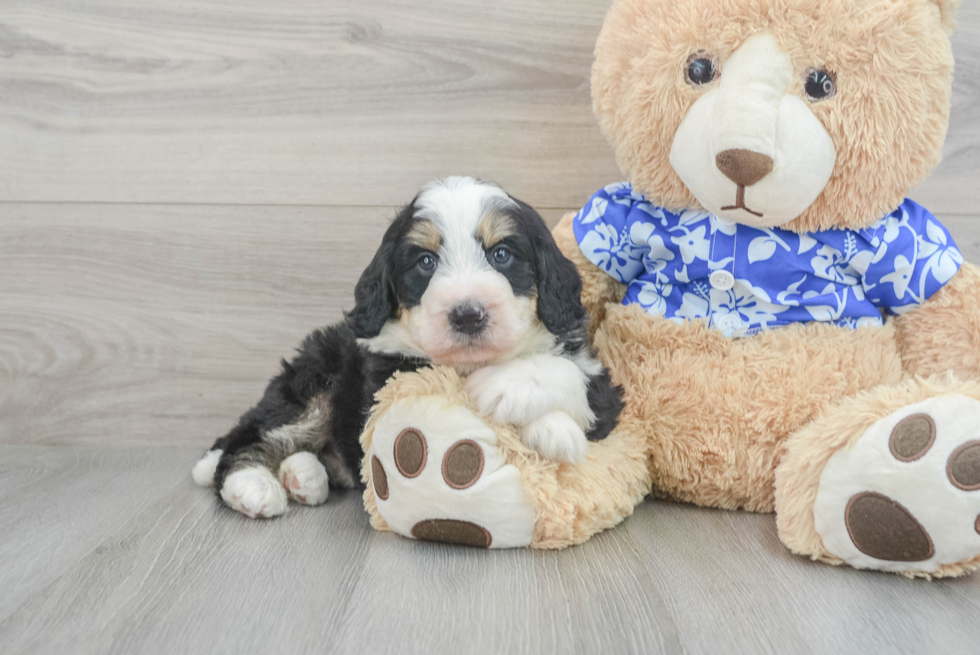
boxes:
[449,304,488,335]
[715,149,773,187]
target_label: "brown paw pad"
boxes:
[394,428,427,478]
[889,413,936,462]
[845,492,935,562]
[442,440,484,490]
[976,513,980,536]
[372,455,389,500]
[947,440,980,491]
[411,519,492,548]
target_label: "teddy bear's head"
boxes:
[592,0,959,232]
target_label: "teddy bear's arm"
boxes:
[893,261,980,379]
[552,213,626,339]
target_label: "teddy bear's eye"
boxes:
[686,53,718,87]
[805,68,836,102]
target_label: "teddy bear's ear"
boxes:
[925,0,960,35]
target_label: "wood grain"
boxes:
[0,203,565,446]
[913,2,980,213]
[0,0,618,209]
[627,501,980,655]
[0,446,976,655]
[2,204,978,448]
[2,2,980,652]
[0,445,195,619]
[1,1,975,212]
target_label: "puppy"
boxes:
[192,176,623,518]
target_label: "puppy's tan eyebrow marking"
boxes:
[407,219,441,251]
[477,210,516,248]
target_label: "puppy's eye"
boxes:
[805,69,836,101]
[686,53,718,86]
[416,253,437,272]
[490,246,512,266]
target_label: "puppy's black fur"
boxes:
[206,190,622,498]
[211,323,426,490]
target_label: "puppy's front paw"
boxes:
[278,452,329,506]
[220,466,288,519]
[465,364,547,426]
[520,411,588,464]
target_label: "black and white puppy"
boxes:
[192,176,623,518]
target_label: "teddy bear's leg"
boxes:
[775,377,980,578]
[360,366,651,549]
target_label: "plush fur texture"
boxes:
[555,210,906,510]
[894,261,980,379]
[356,0,980,577]
[361,366,651,548]
[537,0,980,579]
[592,0,956,232]
[552,209,980,577]
[775,376,980,579]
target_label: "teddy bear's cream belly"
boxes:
[595,303,905,512]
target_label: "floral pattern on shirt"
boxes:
[573,182,962,337]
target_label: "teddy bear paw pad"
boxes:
[411,519,492,548]
[814,395,980,574]
[369,396,535,548]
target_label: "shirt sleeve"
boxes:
[572,184,659,284]
[862,199,963,315]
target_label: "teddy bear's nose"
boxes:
[715,149,774,187]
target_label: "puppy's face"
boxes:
[350,177,584,368]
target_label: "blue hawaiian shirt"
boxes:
[573,182,963,337]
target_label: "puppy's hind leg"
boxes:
[279,452,330,506]
[216,396,334,519]
[215,435,290,520]
[192,448,224,487]
[220,463,289,520]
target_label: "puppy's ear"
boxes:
[519,201,586,335]
[347,203,414,338]
[347,242,395,338]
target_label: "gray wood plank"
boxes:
[0,0,619,210]
[0,445,977,655]
[328,520,682,655]
[0,203,566,447]
[625,502,980,655]
[1,206,978,448]
[0,445,205,619]
[2,1,975,213]
[0,446,374,655]
[915,2,980,214]
[2,1,979,652]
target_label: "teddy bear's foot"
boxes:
[367,396,536,548]
[812,395,980,576]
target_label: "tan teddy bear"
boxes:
[361,0,980,578]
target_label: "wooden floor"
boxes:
[2,2,980,654]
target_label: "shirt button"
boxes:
[709,270,735,291]
[716,314,744,333]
